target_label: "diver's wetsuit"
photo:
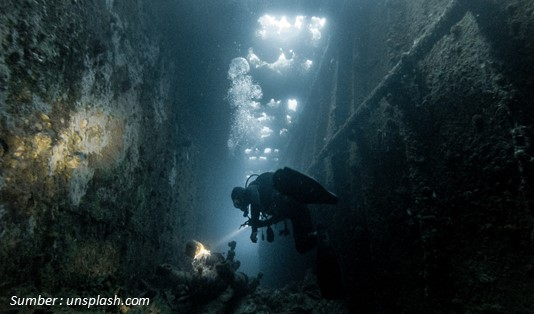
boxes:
[246,172,317,254]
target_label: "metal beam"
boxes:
[308,0,467,172]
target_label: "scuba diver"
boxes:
[157,240,263,311]
[231,167,338,254]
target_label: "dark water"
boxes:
[175,0,336,287]
[2,0,534,312]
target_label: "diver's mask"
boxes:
[232,197,249,217]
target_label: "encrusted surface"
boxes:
[0,0,199,299]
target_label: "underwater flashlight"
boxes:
[185,240,211,260]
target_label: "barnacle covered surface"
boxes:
[0,0,199,296]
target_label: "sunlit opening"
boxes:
[250,101,261,109]
[311,16,326,28]
[302,59,313,71]
[257,112,272,122]
[260,126,273,138]
[267,99,280,108]
[247,48,295,73]
[288,99,298,111]
[257,15,303,40]
[271,52,293,73]
[247,48,266,69]
[295,15,304,29]
[309,17,327,43]
[257,14,326,44]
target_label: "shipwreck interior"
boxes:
[1,0,533,313]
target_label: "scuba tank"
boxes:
[241,174,259,218]
[272,167,339,204]
[245,174,259,188]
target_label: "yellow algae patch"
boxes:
[80,118,88,129]
[2,104,133,208]
[49,108,126,173]
[31,133,52,159]
[1,130,56,211]
[47,107,127,205]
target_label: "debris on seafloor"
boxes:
[142,240,349,314]
[233,270,350,314]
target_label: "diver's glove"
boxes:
[250,231,258,243]
[239,220,250,229]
